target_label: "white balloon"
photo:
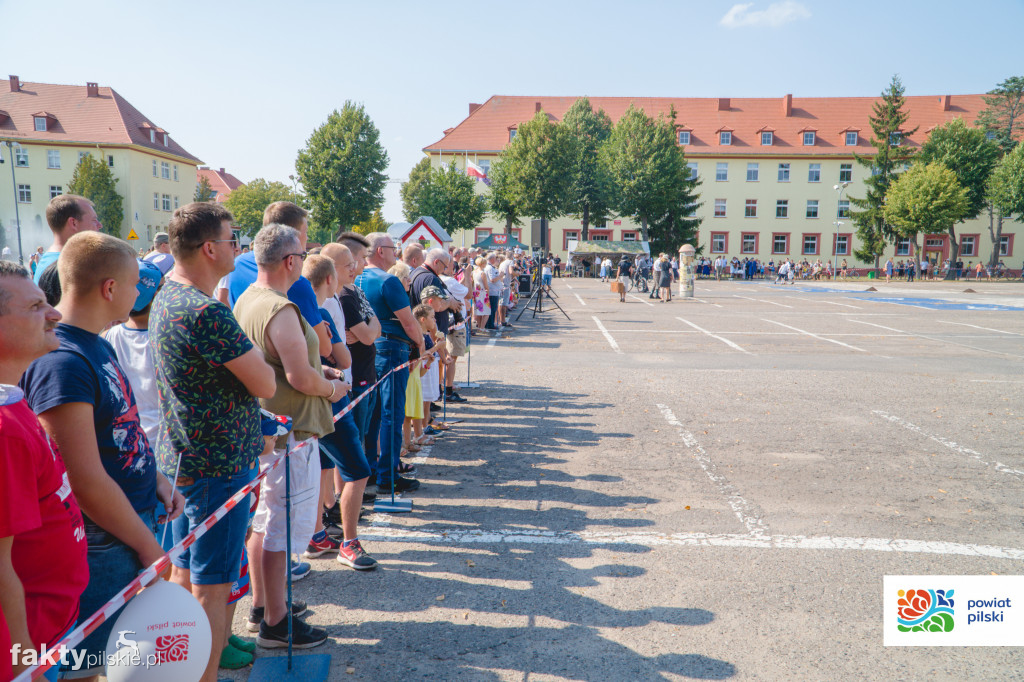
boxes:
[105,580,212,682]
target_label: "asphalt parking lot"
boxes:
[230,276,1024,681]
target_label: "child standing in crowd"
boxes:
[402,347,425,459]
[473,257,489,333]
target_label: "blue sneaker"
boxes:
[290,559,312,581]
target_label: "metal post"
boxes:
[6,142,25,265]
[833,182,849,280]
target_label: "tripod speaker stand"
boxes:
[515,267,570,321]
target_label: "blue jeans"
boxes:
[486,295,499,328]
[352,379,378,465]
[171,467,256,585]
[374,339,410,487]
[321,394,372,481]
[59,509,157,679]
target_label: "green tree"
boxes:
[648,174,703,256]
[223,178,305,237]
[486,160,523,235]
[917,118,999,277]
[989,143,1024,237]
[296,102,389,237]
[400,157,432,222]
[67,153,124,236]
[351,208,389,236]
[602,104,692,241]
[562,98,614,239]
[194,175,217,202]
[849,75,918,267]
[883,163,969,271]
[976,76,1024,265]
[496,111,575,248]
[408,163,487,238]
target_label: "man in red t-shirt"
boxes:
[0,262,88,680]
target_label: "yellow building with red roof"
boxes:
[424,95,1020,269]
[0,76,202,254]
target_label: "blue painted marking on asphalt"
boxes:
[850,297,1024,311]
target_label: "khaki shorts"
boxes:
[446,327,467,357]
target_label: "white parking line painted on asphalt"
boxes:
[937,320,1023,336]
[591,316,622,354]
[695,298,724,308]
[627,294,655,306]
[873,409,1024,479]
[734,295,794,308]
[764,320,868,352]
[487,337,498,347]
[970,379,1024,384]
[850,320,1024,359]
[676,317,752,354]
[565,283,573,289]
[573,292,587,306]
[657,404,767,536]
[361,527,1024,560]
[786,295,861,309]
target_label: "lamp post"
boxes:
[832,181,850,280]
[2,141,25,265]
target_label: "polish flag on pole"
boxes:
[466,159,487,181]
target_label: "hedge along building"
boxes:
[423,95,1021,268]
[0,76,202,255]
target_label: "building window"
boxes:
[162,194,172,211]
[150,129,156,143]
[834,234,849,256]
[716,162,728,181]
[711,232,727,253]
[478,159,490,177]
[746,163,759,182]
[34,117,47,132]
[745,199,757,218]
[896,238,911,256]
[152,160,158,177]
[78,151,89,163]
[925,237,944,248]
[46,150,60,169]
[163,133,169,147]
[806,200,819,218]
[108,154,115,167]
[714,198,727,217]
[839,164,853,183]
[622,232,637,241]
[761,131,773,146]
[889,132,903,147]
[776,200,789,218]
[778,163,790,182]
[592,234,609,241]
[838,200,850,218]
[803,131,816,146]
[773,234,789,254]
[678,130,690,145]
[17,184,31,203]
[173,165,179,181]
[161,161,170,179]
[803,234,819,255]
[687,162,698,180]
[808,163,821,182]
[960,235,976,257]
[999,235,1012,256]
[509,129,516,142]
[49,185,62,199]
[14,147,28,166]
[846,131,858,146]
[742,233,757,254]
[563,230,579,250]
[174,196,180,209]
[720,131,732,145]
[153,193,160,210]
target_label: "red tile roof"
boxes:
[0,78,201,163]
[424,94,988,157]
[197,167,244,202]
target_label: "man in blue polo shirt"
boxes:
[357,233,425,494]
[218,202,332,356]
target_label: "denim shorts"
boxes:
[171,467,256,585]
[59,509,157,679]
[319,396,372,482]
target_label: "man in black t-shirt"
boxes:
[410,248,460,336]
[337,233,382,461]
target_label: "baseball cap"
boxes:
[154,232,170,245]
[420,285,449,301]
[133,260,163,314]
[260,409,293,437]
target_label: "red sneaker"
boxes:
[303,534,340,558]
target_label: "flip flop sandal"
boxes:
[417,435,436,445]
[397,462,417,475]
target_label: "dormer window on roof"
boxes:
[761,131,773,146]
[845,131,858,146]
[32,112,56,132]
[678,130,690,145]
[803,131,816,146]
[720,131,732,145]
[150,129,156,143]
[163,133,169,147]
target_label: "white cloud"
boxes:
[720,1,811,28]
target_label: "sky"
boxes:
[3,0,1022,223]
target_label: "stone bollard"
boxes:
[678,244,695,298]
